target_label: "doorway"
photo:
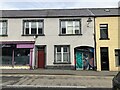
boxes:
[75,46,94,70]
[37,46,45,68]
[100,47,109,70]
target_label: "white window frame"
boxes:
[100,24,108,39]
[55,46,70,63]
[60,20,81,35]
[0,20,7,35]
[24,20,43,35]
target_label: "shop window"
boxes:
[1,48,12,65]
[14,49,30,65]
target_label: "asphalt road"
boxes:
[1,74,114,90]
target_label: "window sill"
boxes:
[59,34,82,36]
[99,38,110,40]
[53,62,71,64]
[0,35,8,37]
[22,34,45,36]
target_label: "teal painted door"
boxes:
[76,51,83,70]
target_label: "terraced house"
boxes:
[0,9,95,70]
[90,8,120,71]
[0,8,120,71]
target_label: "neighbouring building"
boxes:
[90,8,120,71]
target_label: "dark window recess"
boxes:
[31,28,37,34]
[57,46,61,52]
[25,28,29,34]
[75,30,79,34]
[62,28,66,34]
[38,28,43,34]
[1,48,13,65]
[63,47,67,52]
[100,24,108,39]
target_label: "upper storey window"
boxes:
[0,20,7,36]
[60,19,81,35]
[23,20,44,35]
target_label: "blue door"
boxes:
[76,51,83,70]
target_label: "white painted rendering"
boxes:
[1,17,94,68]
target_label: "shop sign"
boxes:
[0,44,16,48]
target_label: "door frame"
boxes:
[100,47,109,71]
[36,45,46,68]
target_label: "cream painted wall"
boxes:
[95,17,119,71]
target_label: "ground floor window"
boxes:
[115,50,120,66]
[54,45,70,63]
[1,47,12,65]
[14,49,30,65]
[1,44,31,66]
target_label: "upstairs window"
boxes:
[0,20,7,35]
[60,19,81,35]
[100,24,108,40]
[23,20,44,35]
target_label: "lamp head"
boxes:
[87,17,92,22]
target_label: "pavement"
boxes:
[1,69,118,76]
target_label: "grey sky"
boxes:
[0,0,120,10]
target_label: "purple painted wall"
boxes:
[17,44,34,48]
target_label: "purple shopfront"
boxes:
[0,41,34,69]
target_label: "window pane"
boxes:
[63,53,69,62]
[100,29,108,38]
[14,49,30,65]
[38,28,43,34]
[31,22,36,28]
[31,28,37,34]
[0,21,7,35]
[2,22,7,27]
[25,28,29,34]
[2,28,7,35]
[57,47,61,52]
[63,47,68,52]
[100,24,108,39]
[62,28,66,34]
[25,22,29,28]
[67,21,73,26]
[115,50,120,66]
[100,25,107,27]
[38,22,43,28]
[75,21,79,27]
[67,26,73,34]
[1,48,12,65]
[57,53,61,62]
[61,21,66,28]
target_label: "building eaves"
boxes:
[0,8,120,18]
